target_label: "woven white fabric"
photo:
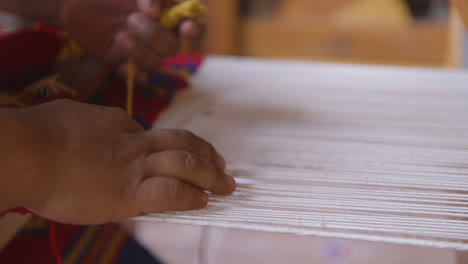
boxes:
[137,57,468,250]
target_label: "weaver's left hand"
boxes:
[60,0,203,82]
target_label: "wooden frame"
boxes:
[203,0,460,67]
[203,0,239,55]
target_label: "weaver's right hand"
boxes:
[1,99,235,225]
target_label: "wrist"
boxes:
[0,108,44,211]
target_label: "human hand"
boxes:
[12,100,234,225]
[60,0,204,81]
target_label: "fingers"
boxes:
[137,0,163,19]
[146,129,226,170]
[180,19,205,39]
[127,12,180,56]
[144,150,235,195]
[133,177,208,213]
[118,63,148,84]
[108,31,163,70]
[109,12,181,71]
[108,3,205,78]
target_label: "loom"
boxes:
[137,56,468,252]
[2,0,468,260]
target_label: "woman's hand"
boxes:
[1,100,234,225]
[61,0,203,81]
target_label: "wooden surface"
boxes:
[451,0,468,69]
[202,0,450,67]
[278,0,348,17]
[242,18,448,67]
[447,5,464,68]
[454,0,468,28]
[203,0,239,55]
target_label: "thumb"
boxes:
[131,177,208,215]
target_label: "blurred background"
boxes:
[202,0,468,68]
[1,1,468,264]
[2,0,466,68]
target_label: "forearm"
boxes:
[0,108,37,211]
[0,0,62,26]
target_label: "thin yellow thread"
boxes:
[160,0,207,29]
[56,39,85,63]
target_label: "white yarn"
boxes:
[135,57,468,251]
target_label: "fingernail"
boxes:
[216,154,226,170]
[129,13,154,37]
[227,175,237,189]
[201,193,209,205]
[180,20,200,38]
[139,0,161,18]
